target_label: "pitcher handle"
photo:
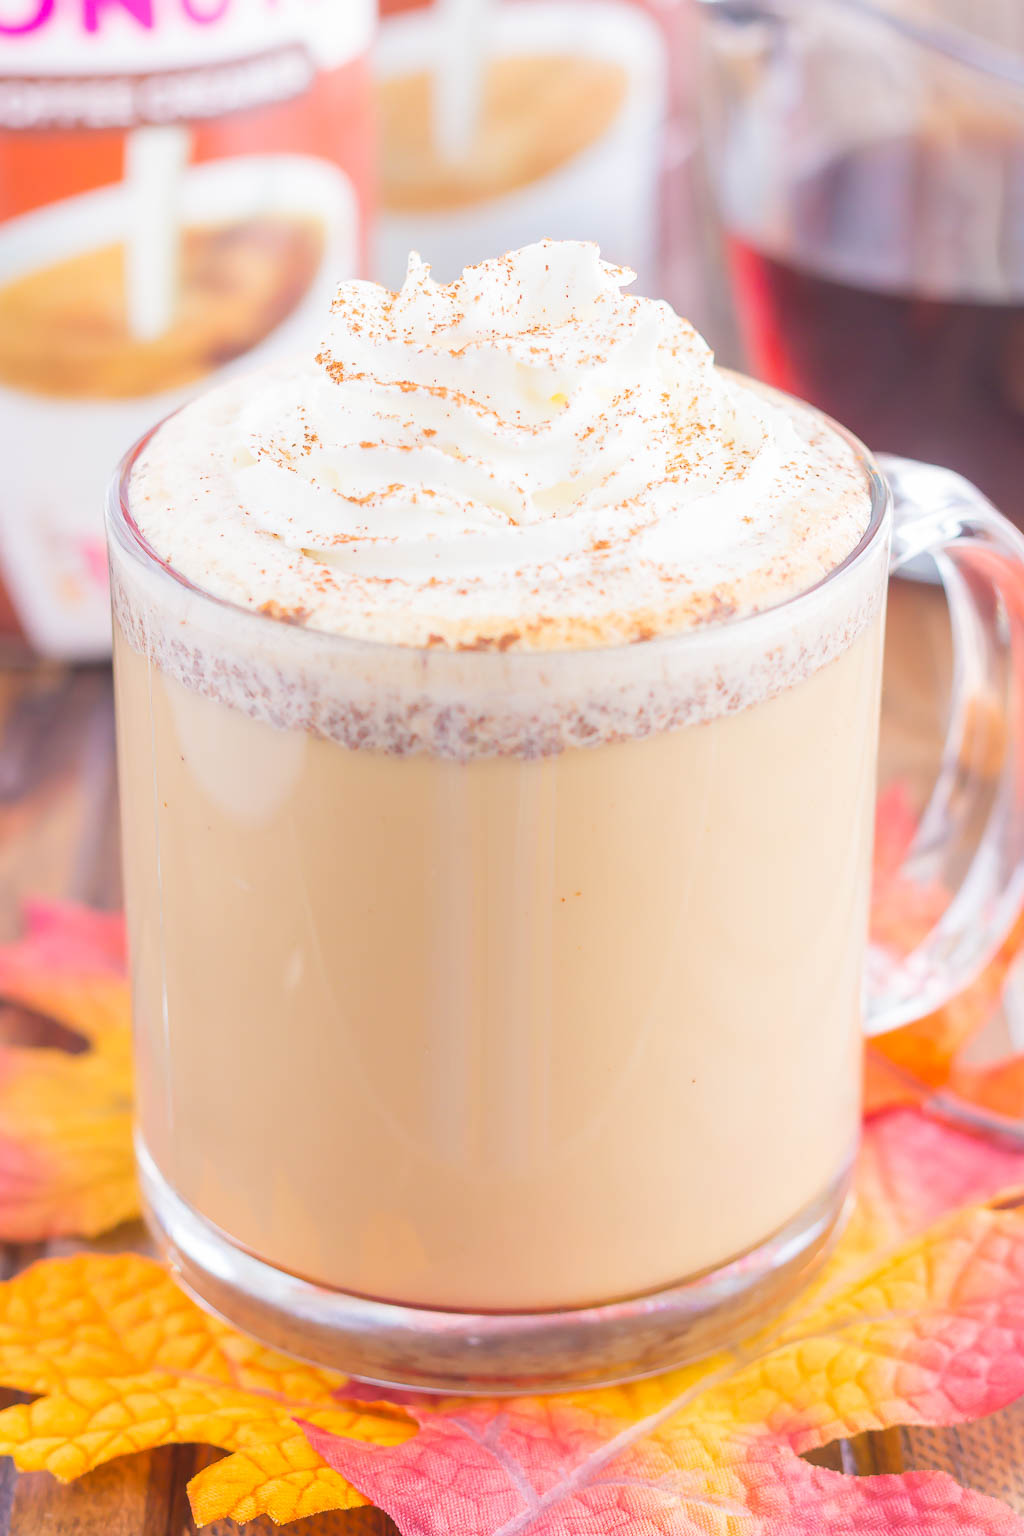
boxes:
[866,455,1024,1035]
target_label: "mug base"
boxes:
[137,1141,851,1394]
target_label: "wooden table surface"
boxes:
[0,578,1022,1533]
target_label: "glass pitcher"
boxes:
[696,0,1024,524]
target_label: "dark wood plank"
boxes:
[898,1408,1024,1514]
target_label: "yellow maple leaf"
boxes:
[0,902,137,1239]
[0,1251,414,1525]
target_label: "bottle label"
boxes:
[0,0,374,656]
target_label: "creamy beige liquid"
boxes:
[115,607,883,1311]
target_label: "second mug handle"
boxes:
[866,454,1024,1036]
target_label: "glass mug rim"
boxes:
[106,370,893,671]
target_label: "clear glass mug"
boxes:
[108,384,1024,1393]
[696,0,1024,524]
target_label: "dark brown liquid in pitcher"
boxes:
[728,137,1024,521]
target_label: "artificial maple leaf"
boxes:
[865,780,1024,1118]
[306,1120,1024,1535]
[946,1057,1024,1122]
[0,901,137,1239]
[865,901,1024,1120]
[0,1250,415,1526]
[306,1396,1024,1536]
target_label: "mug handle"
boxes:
[865,455,1024,1036]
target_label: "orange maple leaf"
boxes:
[0,902,137,1239]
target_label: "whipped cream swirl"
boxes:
[130,241,872,649]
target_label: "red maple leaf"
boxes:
[305,1107,1024,1536]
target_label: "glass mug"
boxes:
[696,0,1024,525]
[108,385,1024,1392]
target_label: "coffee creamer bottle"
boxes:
[0,0,375,657]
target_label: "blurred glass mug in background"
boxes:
[373,0,705,317]
[697,0,1024,525]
